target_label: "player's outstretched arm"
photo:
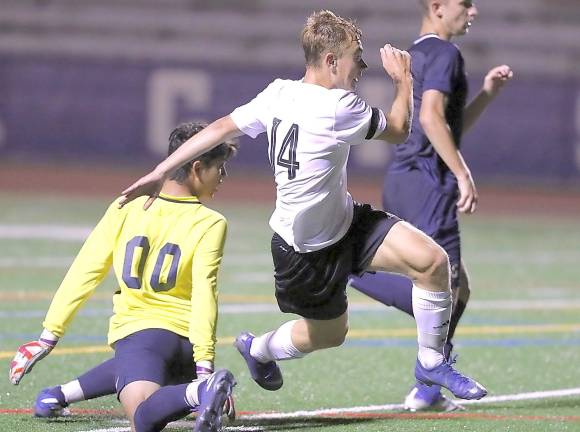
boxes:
[119,116,243,209]
[463,64,513,133]
[9,329,58,385]
[375,44,413,144]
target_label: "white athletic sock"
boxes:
[412,285,451,370]
[61,380,85,403]
[249,320,306,363]
[184,378,206,407]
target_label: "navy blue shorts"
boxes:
[113,328,196,396]
[383,165,461,286]
[271,202,401,320]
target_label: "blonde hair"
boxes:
[301,10,362,67]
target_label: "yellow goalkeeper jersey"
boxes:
[43,193,227,363]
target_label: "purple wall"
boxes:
[1,54,579,184]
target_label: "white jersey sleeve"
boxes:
[230,79,282,138]
[334,92,387,145]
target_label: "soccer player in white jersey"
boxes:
[120,10,487,401]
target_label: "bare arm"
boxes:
[421,89,477,214]
[463,65,513,133]
[119,115,243,209]
[155,116,241,180]
[374,45,413,144]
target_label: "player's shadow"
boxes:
[233,416,380,430]
[35,414,124,424]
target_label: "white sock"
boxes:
[61,380,85,403]
[184,378,206,407]
[249,320,306,362]
[412,285,451,370]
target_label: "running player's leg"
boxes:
[349,167,446,318]
[236,316,347,392]
[290,312,349,352]
[246,310,348,359]
[448,260,470,341]
[370,221,486,399]
[235,233,352,391]
[370,221,450,363]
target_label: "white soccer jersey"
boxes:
[231,79,387,252]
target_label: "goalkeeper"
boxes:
[9,122,237,432]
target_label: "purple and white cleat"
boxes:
[415,358,487,400]
[194,369,236,432]
[34,387,70,418]
[404,382,462,412]
[234,332,283,391]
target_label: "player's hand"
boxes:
[9,339,56,385]
[456,172,478,214]
[118,169,166,210]
[380,44,411,85]
[483,65,513,97]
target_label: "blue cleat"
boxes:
[234,332,283,391]
[415,358,487,400]
[34,387,70,418]
[404,341,462,411]
[194,369,236,432]
[404,382,462,412]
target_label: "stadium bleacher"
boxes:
[0,0,578,77]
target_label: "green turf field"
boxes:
[1,193,579,431]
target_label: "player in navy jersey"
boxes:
[349,0,513,411]
[120,9,488,405]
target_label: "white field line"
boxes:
[4,301,580,315]
[0,257,75,268]
[220,299,580,313]
[238,387,580,419]
[1,252,580,268]
[3,299,580,318]
[0,256,272,269]
[0,225,91,240]
[77,387,580,432]
[78,428,130,432]
[1,224,580,263]
[80,425,265,432]
[459,387,580,406]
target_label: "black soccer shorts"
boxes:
[271,202,401,320]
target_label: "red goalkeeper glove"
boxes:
[9,329,58,385]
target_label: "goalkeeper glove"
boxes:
[9,329,59,385]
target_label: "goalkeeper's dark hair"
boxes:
[167,122,238,183]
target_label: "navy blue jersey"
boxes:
[391,35,468,183]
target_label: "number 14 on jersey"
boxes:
[269,117,300,180]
